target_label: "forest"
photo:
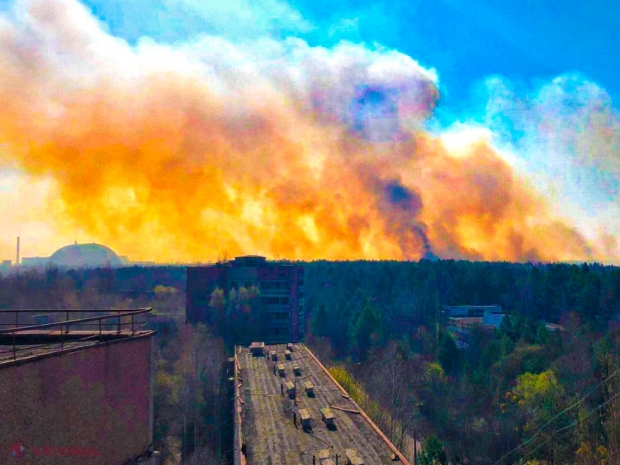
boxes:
[2,259,620,464]
[303,260,620,464]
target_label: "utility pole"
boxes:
[413,429,417,465]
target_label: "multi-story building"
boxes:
[186,256,305,343]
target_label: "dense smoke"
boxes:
[0,0,616,262]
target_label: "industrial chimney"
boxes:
[16,236,20,266]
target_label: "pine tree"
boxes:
[438,332,459,374]
[311,304,329,337]
[351,298,381,362]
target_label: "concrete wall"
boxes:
[226,267,258,288]
[291,266,304,340]
[187,262,304,342]
[0,335,153,465]
[257,265,303,342]
[186,266,226,323]
[483,311,505,328]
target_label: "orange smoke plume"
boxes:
[0,0,602,262]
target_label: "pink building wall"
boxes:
[0,335,153,465]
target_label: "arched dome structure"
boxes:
[49,243,122,268]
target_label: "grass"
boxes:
[329,365,406,448]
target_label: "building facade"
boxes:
[445,305,504,349]
[186,256,305,343]
[444,305,503,318]
[0,309,157,465]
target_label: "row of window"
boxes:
[268,312,289,320]
[228,281,255,290]
[261,297,289,305]
[269,327,289,336]
[260,280,290,290]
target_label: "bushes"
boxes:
[329,365,407,449]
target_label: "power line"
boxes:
[494,368,619,465]
[513,389,620,465]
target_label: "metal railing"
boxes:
[0,308,153,361]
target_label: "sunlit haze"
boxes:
[1,0,618,263]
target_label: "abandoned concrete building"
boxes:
[0,308,159,465]
[187,255,305,343]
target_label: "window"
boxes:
[245,281,252,288]
[230,281,238,290]
[279,297,289,305]
[259,280,289,291]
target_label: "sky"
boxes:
[0,0,618,263]
[74,0,620,107]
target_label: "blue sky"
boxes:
[72,0,620,114]
[298,0,620,105]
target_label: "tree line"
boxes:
[303,260,620,464]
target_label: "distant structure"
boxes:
[19,243,127,269]
[49,243,123,268]
[444,305,505,349]
[444,305,503,318]
[187,255,305,343]
[20,256,49,267]
[0,260,11,274]
[16,236,19,266]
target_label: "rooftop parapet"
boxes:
[0,308,154,365]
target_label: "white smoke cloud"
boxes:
[483,73,620,254]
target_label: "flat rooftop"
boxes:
[235,343,408,465]
[0,330,154,365]
[0,308,155,366]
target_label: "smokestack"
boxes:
[16,236,20,266]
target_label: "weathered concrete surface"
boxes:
[236,343,408,465]
[0,335,153,465]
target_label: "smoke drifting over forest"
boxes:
[0,0,618,262]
